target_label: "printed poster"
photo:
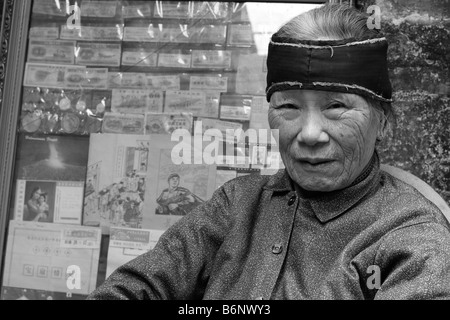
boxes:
[143,136,217,231]
[106,227,164,278]
[14,180,84,225]
[1,286,87,300]
[85,134,217,233]
[13,134,89,225]
[1,221,101,296]
[83,134,151,233]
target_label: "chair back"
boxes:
[381,164,450,223]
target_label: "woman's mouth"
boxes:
[297,158,336,169]
[298,158,335,165]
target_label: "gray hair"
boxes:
[275,4,380,41]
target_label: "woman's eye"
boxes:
[327,103,346,110]
[279,104,297,109]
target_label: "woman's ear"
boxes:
[376,110,388,142]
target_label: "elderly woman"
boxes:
[88,4,450,300]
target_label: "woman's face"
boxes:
[269,89,382,192]
[32,189,41,200]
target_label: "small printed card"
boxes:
[145,112,193,135]
[111,89,164,114]
[164,90,206,116]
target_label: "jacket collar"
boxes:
[264,169,294,192]
[264,152,381,223]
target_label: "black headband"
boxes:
[266,36,393,103]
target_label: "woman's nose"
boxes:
[296,112,330,146]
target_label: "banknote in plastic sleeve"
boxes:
[33,0,67,16]
[81,1,117,17]
[121,48,158,67]
[191,50,232,69]
[109,73,180,90]
[158,53,192,68]
[145,112,193,135]
[147,75,181,90]
[189,75,228,91]
[190,25,227,44]
[193,2,229,19]
[108,72,149,89]
[197,91,221,119]
[102,113,146,134]
[23,63,85,89]
[123,27,160,42]
[29,27,60,39]
[164,90,206,116]
[159,25,191,43]
[155,2,192,18]
[227,24,255,46]
[111,89,164,114]
[122,3,153,18]
[60,25,124,41]
[28,40,75,64]
[76,43,121,67]
[64,67,108,89]
[220,94,252,121]
[196,118,244,143]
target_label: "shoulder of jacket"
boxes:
[222,172,273,191]
[379,170,450,227]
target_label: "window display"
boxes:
[0,0,323,300]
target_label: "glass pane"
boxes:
[1,0,322,300]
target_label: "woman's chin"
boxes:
[289,167,348,192]
[297,180,342,192]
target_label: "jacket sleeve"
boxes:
[86,185,234,300]
[374,222,450,300]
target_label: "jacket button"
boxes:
[272,243,283,254]
[287,195,296,206]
